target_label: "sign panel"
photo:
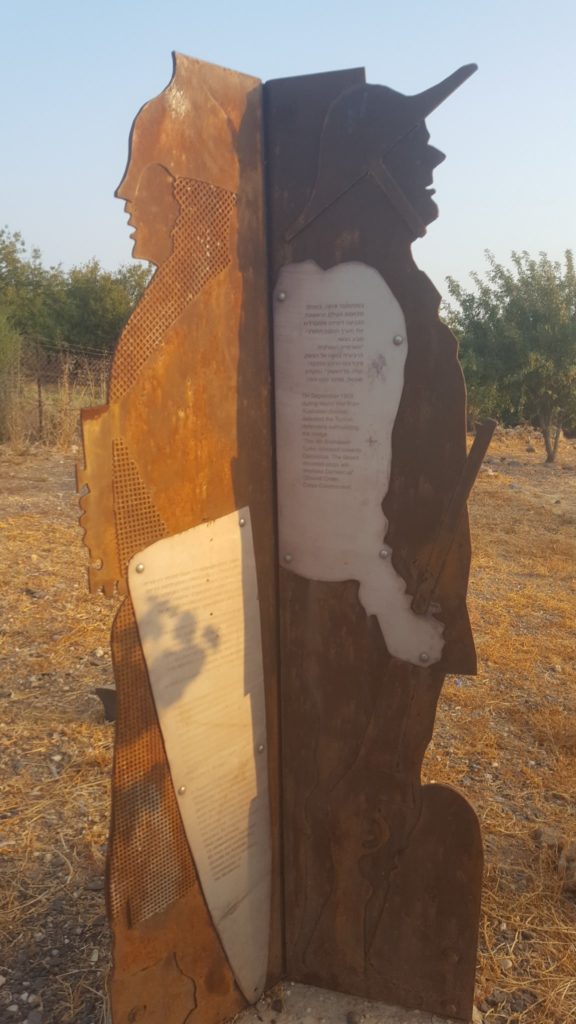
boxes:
[128,509,271,1002]
[273,260,444,666]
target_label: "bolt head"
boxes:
[393,334,404,346]
[257,743,265,753]
[283,553,293,564]
[135,563,145,574]
[379,548,390,560]
[419,652,430,664]
[177,785,186,796]
[239,517,246,527]
[277,290,287,302]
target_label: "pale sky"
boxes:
[2,0,575,291]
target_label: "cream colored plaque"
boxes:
[274,260,444,666]
[128,509,270,1002]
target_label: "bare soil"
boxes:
[0,427,574,1024]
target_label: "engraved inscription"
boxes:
[301,304,368,490]
[273,261,445,667]
[127,510,270,1001]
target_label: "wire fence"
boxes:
[0,340,111,449]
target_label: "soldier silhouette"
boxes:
[267,65,485,1020]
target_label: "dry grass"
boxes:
[0,448,116,1023]
[423,426,576,1023]
[0,427,574,1023]
[1,354,109,451]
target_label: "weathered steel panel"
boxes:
[265,67,482,1020]
[78,55,281,1024]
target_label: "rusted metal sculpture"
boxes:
[78,55,488,1024]
[266,67,490,1020]
[78,56,281,1024]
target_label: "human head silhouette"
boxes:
[114,53,241,265]
[288,64,477,241]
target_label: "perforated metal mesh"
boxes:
[109,598,197,924]
[105,176,237,925]
[112,439,168,575]
[109,178,237,401]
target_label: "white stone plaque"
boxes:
[127,509,270,1002]
[273,260,444,666]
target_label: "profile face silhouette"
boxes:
[384,122,446,227]
[116,158,179,266]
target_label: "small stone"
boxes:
[89,948,99,964]
[499,956,513,971]
[86,878,105,891]
[472,1008,483,1023]
[50,754,63,763]
[0,974,7,987]
[33,931,44,941]
[94,647,105,658]
[50,949,59,957]
[7,1006,19,1015]
[26,1011,43,1024]
[27,995,41,1008]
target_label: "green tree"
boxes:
[0,307,23,442]
[448,251,576,461]
[62,259,151,354]
[0,227,151,355]
[0,228,63,347]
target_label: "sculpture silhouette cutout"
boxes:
[78,55,277,1024]
[266,64,487,1020]
[78,55,487,1024]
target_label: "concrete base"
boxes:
[235,983,464,1024]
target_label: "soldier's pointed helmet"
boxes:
[288,64,477,238]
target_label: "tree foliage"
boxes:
[447,251,576,461]
[0,227,151,356]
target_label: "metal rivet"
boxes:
[257,743,265,753]
[277,291,287,302]
[419,653,430,664]
[178,785,186,796]
[135,563,145,574]
[239,517,246,527]
[393,334,404,346]
[283,553,293,564]
[379,548,390,560]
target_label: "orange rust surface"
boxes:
[78,55,281,1024]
